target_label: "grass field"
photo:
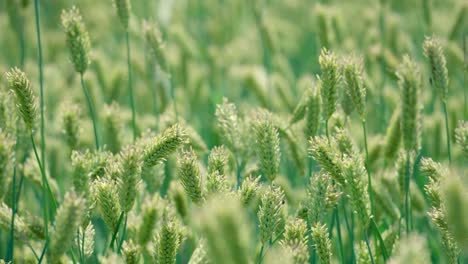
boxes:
[0,0,467,263]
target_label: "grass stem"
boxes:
[80,74,100,149]
[362,120,374,216]
[126,30,137,141]
[404,151,411,235]
[442,101,452,163]
[34,0,46,177]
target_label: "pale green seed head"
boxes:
[92,177,121,231]
[258,185,285,243]
[143,124,188,168]
[311,223,332,264]
[122,240,141,264]
[253,110,281,182]
[49,191,86,261]
[5,68,37,131]
[319,49,340,121]
[117,145,142,213]
[343,56,367,121]
[239,175,261,206]
[113,0,131,29]
[155,217,182,264]
[308,136,344,185]
[423,36,449,102]
[61,6,91,74]
[208,145,230,176]
[397,56,421,152]
[280,218,309,264]
[177,147,204,204]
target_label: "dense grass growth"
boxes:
[0,0,467,263]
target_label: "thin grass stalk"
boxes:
[126,30,137,141]
[378,1,387,131]
[371,218,388,260]
[404,151,410,234]
[341,199,355,263]
[80,74,100,149]
[334,207,345,264]
[442,101,452,163]
[464,34,467,119]
[167,68,179,121]
[108,211,124,252]
[117,214,128,252]
[257,243,265,264]
[362,120,374,215]
[38,239,49,264]
[33,0,46,174]
[27,243,40,262]
[6,164,17,261]
[364,229,375,264]
[31,133,49,240]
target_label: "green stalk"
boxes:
[34,0,46,176]
[362,120,374,215]
[371,218,388,260]
[117,214,128,252]
[126,30,137,141]
[404,151,410,234]
[80,74,100,149]
[31,133,49,240]
[6,165,17,261]
[341,199,355,263]
[108,211,125,252]
[169,69,178,121]
[325,120,330,143]
[38,239,49,264]
[364,229,375,264]
[257,244,265,264]
[442,101,452,163]
[334,207,345,264]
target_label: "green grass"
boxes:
[0,0,467,263]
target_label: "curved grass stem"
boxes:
[80,74,100,149]
[126,30,137,141]
[404,151,411,235]
[442,101,452,163]
[34,0,46,176]
[362,120,374,216]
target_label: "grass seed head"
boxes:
[5,68,37,131]
[397,55,421,152]
[423,36,449,102]
[319,49,340,121]
[113,0,131,29]
[177,147,204,204]
[253,110,281,182]
[61,6,91,74]
[343,56,367,121]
